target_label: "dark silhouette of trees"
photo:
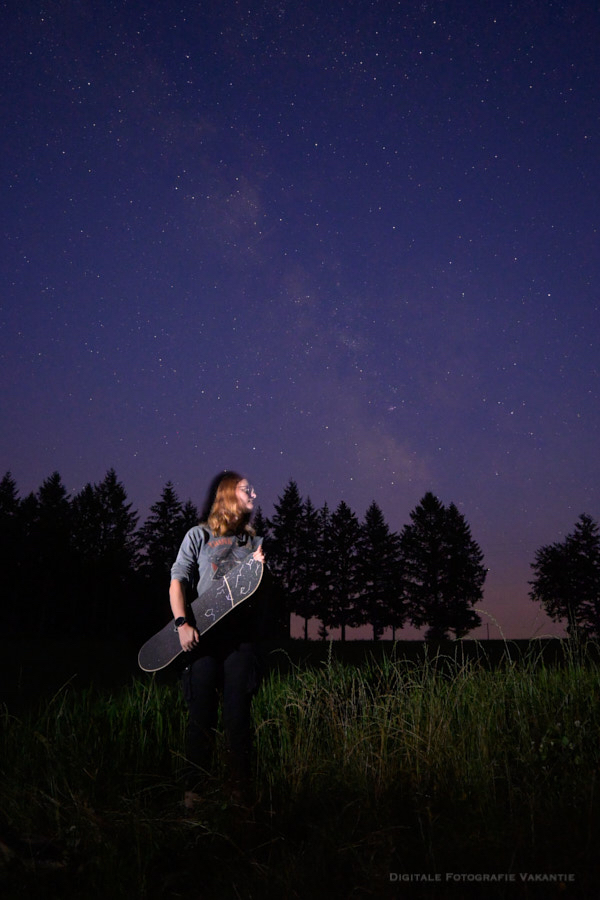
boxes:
[294,497,322,640]
[320,501,361,641]
[182,500,201,534]
[400,492,484,640]
[2,469,493,642]
[314,502,332,640]
[250,504,287,640]
[355,501,404,640]
[252,506,271,554]
[0,473,23,632]
[0,472,19,522]
[267,479,304,634]
[29,472,74,636]
[267,480,303,588]
[0,468,141,638]
[136,482,199,634]
[71,469,139,638]
[137,482,198,582]
[529,513,600,638]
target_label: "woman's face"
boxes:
[235,478,256,514]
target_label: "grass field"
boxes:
[1,641,599,898]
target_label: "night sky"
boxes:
[2,0,599,639]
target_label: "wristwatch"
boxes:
[174,617,187,630]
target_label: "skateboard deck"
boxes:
[138,556,264,672]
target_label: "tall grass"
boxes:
[255,643,599,804]
[2,642,599,898]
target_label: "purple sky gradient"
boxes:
[2,1,599,639]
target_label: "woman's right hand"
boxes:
[253,545,265,563]
[178,622,199,651]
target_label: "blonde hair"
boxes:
[207,471,255,537]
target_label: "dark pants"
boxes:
[181,643,259,789]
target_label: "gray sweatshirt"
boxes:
[170,524,263,599]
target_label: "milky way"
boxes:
[2,0,599,637]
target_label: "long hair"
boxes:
[206,471,254,537]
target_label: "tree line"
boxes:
[0,469,198,642]
[1,469,598,641]
[259,480,485,641]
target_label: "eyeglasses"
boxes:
[240,484,256,498]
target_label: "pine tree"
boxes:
[267,479,304,636]
[136,482,199,635]
[19,491,39,549]
[321,500,361,641]
[312,502,332,640]
[436,502,485,638]
[529,514,600,638]
[400,492,484,640]
[138,482,188,582]
[355,501,404,640]
[182,499,201,533]
[30,472,73,635]
[294,496,321,639]
[94,468,139,570]
[252,506,271,551]
[252,504,290,640]
[0,472,19,518]
[71,469,139,637]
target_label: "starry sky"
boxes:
[2,0,599,639]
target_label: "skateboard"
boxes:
[138,556,264,672]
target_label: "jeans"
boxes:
[181,642,259,788]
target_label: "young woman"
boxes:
[169,471,266,806]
